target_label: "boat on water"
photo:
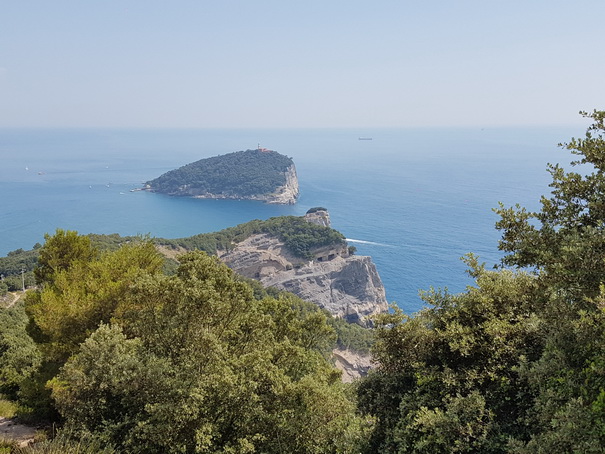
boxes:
[358,137,372,140]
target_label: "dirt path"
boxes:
[1,292,23,309]
[7,292,22,308]
[0,417,37,447]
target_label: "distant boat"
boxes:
[358,137,372,140]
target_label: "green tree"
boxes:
[495,110,605,301]
[358,111,605,453]
[504,289,605,453]
[34,229,98,285]
[358,262,545,453]
[0,301,41,399]
[50,251,365,453]
[494,110,605,451]
[20,233,164,419]
[26,237,164,362]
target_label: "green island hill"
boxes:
[143,148,299,204]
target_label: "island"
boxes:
[143,148,299,204]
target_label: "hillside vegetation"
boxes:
[0,216,346,285]
[0,232,367,453]
[163,215,346,260]
[357,110,605,452]
[146,149,295,197]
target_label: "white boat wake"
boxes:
[346,238,394,247]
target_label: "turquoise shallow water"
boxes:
[0,127,578,312]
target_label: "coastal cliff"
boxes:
[145,149,299,205]
[304,207,331,227]
[218,210,388,324]
[263,163,299,204]
[260,254,387,324]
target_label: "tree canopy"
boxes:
[495,110,605,300]
[1,231,366,453]
[357,110,605,453]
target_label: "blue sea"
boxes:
[0,127,579,313]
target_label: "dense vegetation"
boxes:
[357,110,605,453]
[163,215,346,260]
[242,277,374,354]
[0,247,39,293]
[0,231,367,452]
[0,216,346,289]
[146,149,295,197]
[0,300,41,400]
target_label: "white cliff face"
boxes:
[262,255,387,323]
[218,233,388,324]
[264,164,299,204]
[304,209,331,227]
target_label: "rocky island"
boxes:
[144,148,299,204]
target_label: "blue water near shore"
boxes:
[0,127,579,313]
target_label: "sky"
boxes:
[1,1,604,128]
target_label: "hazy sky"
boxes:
[1,1,604,128]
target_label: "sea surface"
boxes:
[0,127,580,313]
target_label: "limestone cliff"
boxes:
[304,208,331,227]
[262,164,299,204]
[218,232,388,324]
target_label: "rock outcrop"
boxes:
[262,164,299,204]
[332,348,372,383]
[0,417,38,448]
[304,208,331,227]
[218,233,388,324]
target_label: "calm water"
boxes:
[0,127,579,312]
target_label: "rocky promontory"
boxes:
[218,209,388,324]
[145,148,299,204]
